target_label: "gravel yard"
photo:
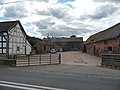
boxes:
[61,51,101,66]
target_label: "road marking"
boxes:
[0,80,67,90]
[0,83,42,90]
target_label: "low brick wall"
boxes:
[102,54,120,68]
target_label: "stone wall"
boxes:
[0,54,6,60]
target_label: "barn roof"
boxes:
[0,20,26,35]
[84,23,120,44]
[43,37,83,43]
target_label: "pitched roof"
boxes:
[0,20,17,32]
[45,37,83,43]
[84,23,120,44]
[0,20,26,35]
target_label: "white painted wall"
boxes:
[0,36,1,46]
[26,40,31,54]
[9,23,31,55]
[0,49,1,53]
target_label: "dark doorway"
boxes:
[93,46,96,55]
[108,46,112,51]
[83,46,86,53]
[108,46,112,54]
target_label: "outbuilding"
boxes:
[83,23,120,57]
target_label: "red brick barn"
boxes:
[83,23,120,57]
[34,43,54,54]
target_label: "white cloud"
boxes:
[0,0,120,41]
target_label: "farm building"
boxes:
[43,36,83,51]
[0,20,31,57]
[34,42,54,54]
[83,23,120,57]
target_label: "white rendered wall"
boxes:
[26,40,31,54]
[0,36,1,53]
[9,23,31,55]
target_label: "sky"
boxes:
[0,0,120,41]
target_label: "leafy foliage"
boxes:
[27,35,42,46]
[70,35,76,38]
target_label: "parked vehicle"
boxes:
[50,49,57,53]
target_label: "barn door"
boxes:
[93,46,96,55]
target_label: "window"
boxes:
[3,42,6,47]
[17,46,20,51]
[0,33,2,36]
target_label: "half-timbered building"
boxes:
[0,20,31,56]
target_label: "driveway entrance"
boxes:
[61,51,101,66]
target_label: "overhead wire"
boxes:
[0,0,31,5]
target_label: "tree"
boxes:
[70,35,76,38]
[27,35,42,46]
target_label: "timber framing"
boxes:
[0,20,31,56]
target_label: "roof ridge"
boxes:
[0,20,19,23]
[84,22,120,44]
[0,20,22,33]
[7,20,19,31]
[92,22,120,36]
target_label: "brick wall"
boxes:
[85,38,119,57]
[34,44,51,54]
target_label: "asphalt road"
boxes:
[0,65,120,90]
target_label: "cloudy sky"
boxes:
[0,0,120,41]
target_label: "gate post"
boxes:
[28,55,30,66]
[39,54,41,65]
[15,55,17,67]
[50,54,51,64]
[59,54,61,64]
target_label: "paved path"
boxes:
[61,51,101,66]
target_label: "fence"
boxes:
[0,54,61,67]
[16,54,61,67]
[102,54,120,68]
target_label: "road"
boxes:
[0,65,120,90]
[0,51,120,90]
